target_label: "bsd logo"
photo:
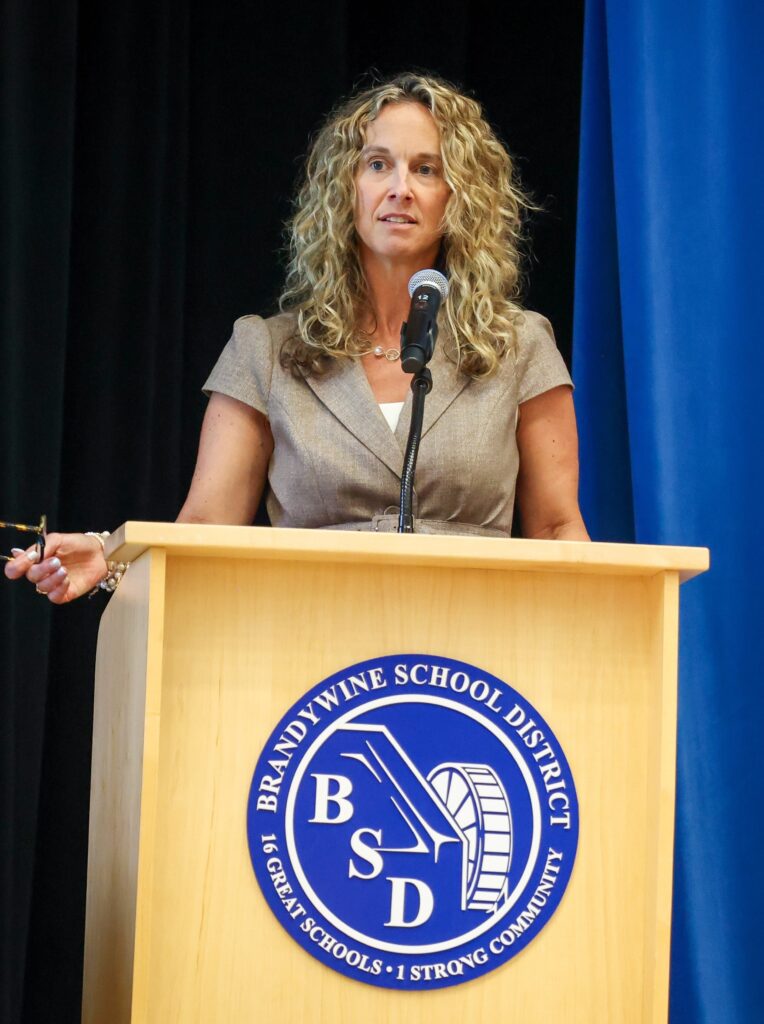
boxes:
[306,728,514,930]
[247,655,578,990]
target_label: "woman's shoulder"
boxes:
[512,308,556,345]
[474,309,557,381]
[202,310,299,410]
[232,309,299,348]
[507,308,572,402]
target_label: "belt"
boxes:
[320,515,509,539]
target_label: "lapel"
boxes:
[304,327,471,479]
[400,329,471,445]
[304,359,404,477]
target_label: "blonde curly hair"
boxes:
[279,72,536,379]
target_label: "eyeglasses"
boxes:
[0,514,47,564]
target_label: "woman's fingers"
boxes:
[4,532,104,604]
[4,546,40,579]
[4,532,106,601]
[3,547,70,600]
[34,566,70,600]
[27,557,65,586]
[45,576,72,604]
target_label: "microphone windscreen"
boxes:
[407,269,449,301]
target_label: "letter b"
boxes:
[310,774,354,824]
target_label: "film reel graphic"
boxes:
[427,763,513,913]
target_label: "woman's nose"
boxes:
[388,166,413,200]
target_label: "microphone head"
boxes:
[408,269,449,301]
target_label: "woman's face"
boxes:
[354,102,451,269]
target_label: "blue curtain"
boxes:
[574,1,764,1020]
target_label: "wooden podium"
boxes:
[81,523,707,1024]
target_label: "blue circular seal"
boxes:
[247,654,578,990]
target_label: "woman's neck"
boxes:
[359,251,438,342]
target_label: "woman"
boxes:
[5,73,588,603]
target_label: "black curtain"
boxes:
[0,2,584,1020]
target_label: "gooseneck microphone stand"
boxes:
[398,366,433,533]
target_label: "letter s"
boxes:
[394,663,409,686]
[348,828,384,880]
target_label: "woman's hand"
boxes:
[3,532,109,604]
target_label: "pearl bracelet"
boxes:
[85,530,110,551]
[85,531,130,594]
[99,560,130,593]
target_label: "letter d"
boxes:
[385,877,434,928]
[503,703,526,727]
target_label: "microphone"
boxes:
[400,269,449,374]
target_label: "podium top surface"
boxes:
[106,522,708,583]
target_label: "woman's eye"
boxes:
[418,164,436,176]
[369,159,385,171]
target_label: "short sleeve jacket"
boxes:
[203,310,572,537]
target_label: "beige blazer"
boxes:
[203,310,571,537]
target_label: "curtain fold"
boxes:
[0,4,78,1021]
[574,2,764,1020]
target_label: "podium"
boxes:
[81,523,707,1023]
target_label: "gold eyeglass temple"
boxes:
[0,515,47,561]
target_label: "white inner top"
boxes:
[379,401,405,431]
